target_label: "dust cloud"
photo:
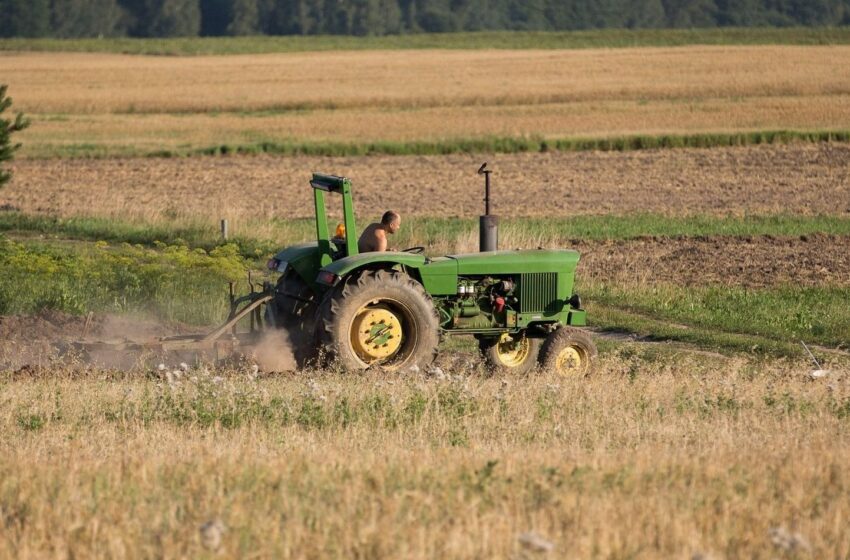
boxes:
[249,329,298,372]
[0,309,306,373]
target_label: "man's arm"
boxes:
[376,229,388,252]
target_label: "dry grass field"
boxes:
[2,46,850,155]
[2,355,850,558]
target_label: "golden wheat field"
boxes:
[2,46,850,155]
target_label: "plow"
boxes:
[74,166,597,375]
[73,286,273,362]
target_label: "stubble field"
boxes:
[2,36,850,558]
[3,358,850,558]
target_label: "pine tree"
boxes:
[227,0,259,34]
[0,85,30,190]
[50,0,127,38]
[0,0,51,37]
[124,0,200,37]
[662,0,719,27]
[200,0,231,35]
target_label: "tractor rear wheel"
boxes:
[538,327,597,377]
[479,332,542,375]
[318,269,440,372]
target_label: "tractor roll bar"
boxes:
[310,173,348,193]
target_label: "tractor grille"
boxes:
[519,273,558,314]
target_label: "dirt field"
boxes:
[4,143,850,222]
[3,46,850,155]
[578,233,850,288]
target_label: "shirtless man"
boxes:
[358,211,400,253]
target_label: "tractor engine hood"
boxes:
[315,248,579,288]
[447,249,580,274]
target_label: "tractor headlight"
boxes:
[568,293,582,309]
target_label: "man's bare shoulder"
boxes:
[358,222,385,252]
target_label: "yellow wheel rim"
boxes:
[350,305,403,364]
[555,346,585,376]
[495,333,531,367]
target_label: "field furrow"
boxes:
[4,144,848,223]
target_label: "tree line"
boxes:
[1,0,849,38]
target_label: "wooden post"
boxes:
[220,219,228,241]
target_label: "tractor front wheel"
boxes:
[538,327,597,376]
[479,332,542,375]
[318,269,440,372]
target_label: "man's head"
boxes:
[381,210,401,234]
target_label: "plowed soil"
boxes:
[577,233,850,288]
[4,143,850,222]
[0,312,189,370]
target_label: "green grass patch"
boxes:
[0,236,252,324]
[0,212,279,258]
[188,130,850,157]
[3,212,849,258]
[585,284,850,352]
[2,27,850,56]
[492,214,850,241]
[25,129,850,159]
[590,304,808,358]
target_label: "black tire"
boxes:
[266,271,319,366]
[479,332,542,375]
[538,327,597,376]
[317,269,440,372]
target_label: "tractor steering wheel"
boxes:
[401,246,425,254]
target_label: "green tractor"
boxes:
[264,167,597,375]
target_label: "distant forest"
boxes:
[1,0,849,38]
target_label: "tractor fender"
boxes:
[317,252,427,286]
[273,242,322,286]
[273,241,318,264]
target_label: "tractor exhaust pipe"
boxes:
[477,163,498,252]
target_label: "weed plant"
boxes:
[0,236,249,324]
